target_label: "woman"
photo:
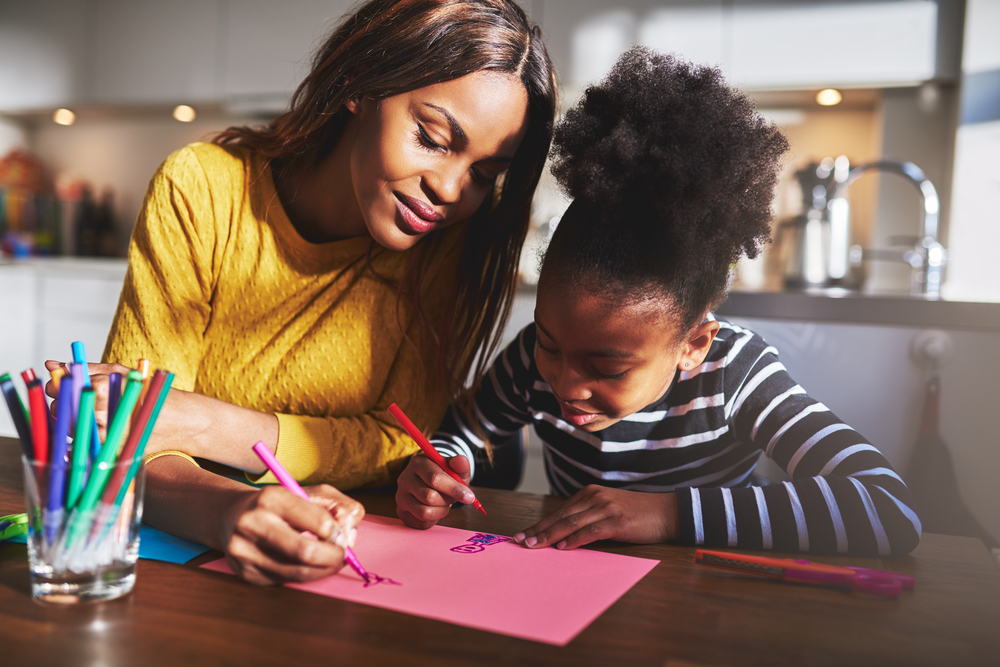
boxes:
[48,0,556,585]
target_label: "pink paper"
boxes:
[201,515,659,645]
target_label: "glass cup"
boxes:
[21,454,146,604]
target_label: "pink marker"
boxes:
[251,441,370,583]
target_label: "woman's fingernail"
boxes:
[463,492,476,504]
[525,536,537,548]
[513,532,525,543]
[556,540,567,550]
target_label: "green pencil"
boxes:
[67,388,96,510]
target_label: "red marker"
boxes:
[387,402,486,515]
[26,379,49,465]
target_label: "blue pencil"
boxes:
[45,379,74,544]
[70,342,103,462]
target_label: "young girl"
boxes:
[396,46,922,556]
[46,0,556,584]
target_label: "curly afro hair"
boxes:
[542,46,788,335]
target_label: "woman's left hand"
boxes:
[512,485,680,550]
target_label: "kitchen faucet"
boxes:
[828,160,946,299]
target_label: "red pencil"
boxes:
[387,402,486,515]
[26,379,49,465]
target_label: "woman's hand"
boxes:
[44,360,132,440]
[513,486,680,550]
[395,453,476,529]
[44,360,279,469]
[222,484,365,586]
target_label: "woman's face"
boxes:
[340,70,530,251]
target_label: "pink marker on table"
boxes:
[251,441,370,583]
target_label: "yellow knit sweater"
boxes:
[103,142,462,489]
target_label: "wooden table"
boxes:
[1,437,998,666]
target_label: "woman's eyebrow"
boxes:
[423,103,467,142]
[423,103,515,164]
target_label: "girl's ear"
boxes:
[678,319,720,370]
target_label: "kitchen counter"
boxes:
[717,289,1000,333]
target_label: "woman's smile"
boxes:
[394,192,443,235]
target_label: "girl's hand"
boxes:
[513,486,680,550]
[222,484,365,586]
[44,360,132,440]
[395,453,475,529]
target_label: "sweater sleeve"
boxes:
[102,146,220,390]
[674,324,922,556]
[430,324,538,479]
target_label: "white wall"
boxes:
[0,116,27,156]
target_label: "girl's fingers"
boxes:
[516,505,608,549]
[415,454,476,505]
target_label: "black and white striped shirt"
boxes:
[432,317,921,556]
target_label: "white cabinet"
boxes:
[89,0,224,105]
[222,0,355,106]
[539,0,949,91]
[730,1,939,89]
[0,0,91,112]
[0,259,127,438]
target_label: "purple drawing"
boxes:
[450,532,511,554]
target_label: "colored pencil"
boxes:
[387,402,486,515]
[0,373,34,459]
[107,372,122,424]
[63,371,142,549]
[26,379,49,465]
[251,441,371,583]
[99,371,167,510]
[132,359,150,427]
[45,379,74,543]
[67,388,95,510]
[70,362,85,427]
[114,372,173,507]
[70,342,104,462]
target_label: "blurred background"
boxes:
[1,1,998,550]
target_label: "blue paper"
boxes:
[2,524,211,564]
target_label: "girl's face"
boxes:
[339,70,530,251]
[533,278,719,432]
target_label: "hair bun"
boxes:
[550,46,787,260]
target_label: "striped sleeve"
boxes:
[430,326,537,478]
[675,322,921,556]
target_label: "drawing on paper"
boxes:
[363,572,402,588]
[450,532,511,554]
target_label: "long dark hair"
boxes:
[216,0,556,415]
